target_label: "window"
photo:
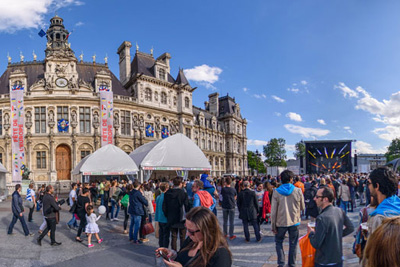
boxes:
[79,107,91,133]
[208,140,212,150]
[195,138,198,145]
[35,107,46,133]
[220,159,224,167]
[81,150,91,160]
[36,151,46,169]
[201,139,205,149]
[185,128,191,139]
[161,92,167,104]
[0,153,2,164]
[220,142,223,152]
[215,158,218,166]
[57,106,69,121]
[0,110,2,135]
[158,68,166,80]
[238,143,241,153]
[185,97,190,108]
[145,88,152,101]
[214,142,217,151]
[121,110,131,135]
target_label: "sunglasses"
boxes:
[186,228,201,235]
[315,195,324,199]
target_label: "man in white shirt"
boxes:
[67,183,78,229]
[26,183,36,222]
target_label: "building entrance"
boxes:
[56,145,71,180]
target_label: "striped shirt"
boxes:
[26,188,35,202]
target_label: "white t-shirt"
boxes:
[26,188,35,201]
[69,189,77,206]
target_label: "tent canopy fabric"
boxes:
[386,158,400,171]
[72,144,139,175]
[129,133,211,171]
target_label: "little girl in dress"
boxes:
[85,205,103,248]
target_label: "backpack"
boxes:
[304,188,315,208]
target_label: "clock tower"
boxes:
[43,15,78,94]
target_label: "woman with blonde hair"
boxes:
[156,206,232,267]
[363,216,400,267]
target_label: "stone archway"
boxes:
[56,144,71,180]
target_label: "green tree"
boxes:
[294,141,305,160]
[247,150,266,174]
[385,138,400,162]
[263,138,287,167]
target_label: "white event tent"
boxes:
[72,144,139,182]
[129,133,211,181]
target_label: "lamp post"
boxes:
[255,149,261,176]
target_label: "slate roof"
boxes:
[175,68,190,86]
[218,95,237,116]
[130,52,175,83]
[0,61,130,96]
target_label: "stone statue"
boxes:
[7,53,11,64]
[79,52,84,62]
[20,52,24,62]
[21,165,31,180]
[92,54,96,63]
[104,54,108,64]
[4,113,9,125]
[48,110,54,122]
[69,75,78,89]
[26,111,32,123]
[32,50,37,61]
[93,112,99,124]
[71,110,77,122]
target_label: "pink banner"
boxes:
[99,88,114,146]
[10,86,25,184]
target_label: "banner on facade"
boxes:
[10,84,25,184]
[99,86,113,146]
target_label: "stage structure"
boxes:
[305,140,353,174]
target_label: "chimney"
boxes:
[208,92,219,116]
[117,41,132,86]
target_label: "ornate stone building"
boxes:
[0,16,247,187]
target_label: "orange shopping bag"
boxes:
[299,233,316,267]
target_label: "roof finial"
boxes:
[150,46,153,56]
[32,50,37,61]
[7,53,11,64]
[20,51,24,63]
[136,42,139,52]
[104,53,108,64]
[79,51,84,62]
[92,54,96,64]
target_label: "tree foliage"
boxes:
[263,138,287,167]
[294,141,305,160]
[385,138,400,162]
[247,150,266,174]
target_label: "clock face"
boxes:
[56,78,68,88]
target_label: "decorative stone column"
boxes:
[70,110,78,169]
[48,110,56,181]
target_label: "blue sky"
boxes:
[1,0,400,158]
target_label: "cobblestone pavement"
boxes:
[0,198,362,267]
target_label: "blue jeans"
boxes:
[67,213,78,227]
[341,201,349,214]
[8,213,29,235]
[275,225,299,267]
[315,263,342,267]
[110,199,120,219]
[129,214,142,241]
[100,194,104,206]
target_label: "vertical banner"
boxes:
[99,85,114,146]
[10,84,25,184]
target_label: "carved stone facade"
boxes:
[0,16,247,187]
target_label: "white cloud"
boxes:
[343,126,353,134]
[243,87,249,92]
[284,124,330,138]
[354,141,386,154]
[317,119,326,125]
[335,82,359,98]
[184,65,222,87]
[247,139,268,146]
[253,94,267,99]
[0,0,84,33]
[286,112,302,122]
[75,21,84,27]
[272,95,285,103]
[274,112,281,117]
[301,80,308,85]
[287,88,299,93]
[285,144,296,151]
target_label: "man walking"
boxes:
[271,170,305,267]
[308,187,354,267]
[67,183,78,229]
[367,166,400,233]
[37,185,62,246]
[8,184,33,236]
[237,180,261,242]
[221,177,237,240]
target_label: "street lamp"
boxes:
[255,149,261,175]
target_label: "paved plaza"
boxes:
[0,198,361,267]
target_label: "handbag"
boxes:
[69,202,77,213]
[24,201,34,209]
[299,234,316,267]
[142,219,155,236]
[121,194,129,207]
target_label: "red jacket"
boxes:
[262,191,271,221]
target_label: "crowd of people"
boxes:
[6,166,400,266]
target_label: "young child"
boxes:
[85,205,103,248]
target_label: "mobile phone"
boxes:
[159,251,171,262]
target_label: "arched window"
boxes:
[208,140,211,150]
[145,88,152,101]
[185,97,190,108]
[158,68,166,80]
[161,92,167,104]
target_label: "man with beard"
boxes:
[367,166,400,234]
[37,185,62,246]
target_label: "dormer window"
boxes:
[185,97,190,108]
[158,68,166,81]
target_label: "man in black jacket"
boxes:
[37,185,61,246]
[237,180,261,242]
[8,184,33,236]
[163,177,189,250]
[308,187,354,267]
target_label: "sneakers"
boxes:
[37,238,42,246]
[88,244,94,248]
[98,238,103,244]
[113,218,120,221]
[110,218,114,221]
[229,235,236,240]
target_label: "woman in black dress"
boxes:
[75,188,91,242]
